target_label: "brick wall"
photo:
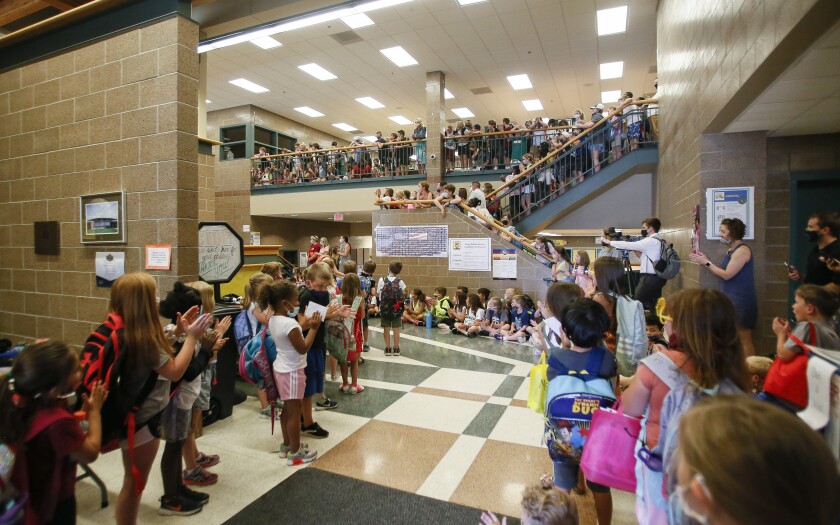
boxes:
[0,15,199,344]
[198,151,215,222]
[372,208,551,303]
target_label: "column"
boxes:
[425,71,445,185]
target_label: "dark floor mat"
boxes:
[223,467,520,525]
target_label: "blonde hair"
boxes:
[520,484,578,525]
[679,395,840,525]
[109,273,173,367]
[342,260,358,274]
[306,262,332,283]
[260,262,282,279]
[340,273,362,304]
[745,356,773,378]
[187,281,215,314]
[243,273,273,310]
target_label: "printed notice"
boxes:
[492,248,517,279]
[449,238,491,272]
[705,186,754,240]
[799,355,838,430]
[145,244,171,270]
[375,225,448,258]
[95,252,125,288]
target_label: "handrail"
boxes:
[485,99,659,199]
[254,138,422,160]
[443,125,574,140]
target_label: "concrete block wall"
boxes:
[198,151,215,222]
[213,156,250,233]
[0,15,200,344]
[371,208,551,303]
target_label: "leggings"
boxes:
[161,439,185,498]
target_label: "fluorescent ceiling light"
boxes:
[250,36,282,49]
[599,61,624,79]
[205,100,212,104]
[356,96,385,109]
[444,88,454,99]
[229,78,269,93]
[522,99,543,111]
[458,0,488,4]
[197,0,413,53]
[389,115,412,125]
[451,107,474,119]
[597,6,628,36]
[298,63,337,81]
[362,135,378,142]
[341,13,375,28]
[507,74,532,90]
[601,90,622,104]
[380,46,418,67]
[294,106,325,117]
[333,122,358,132]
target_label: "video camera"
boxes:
[599,227,641,246]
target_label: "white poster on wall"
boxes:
[705,186,754,240]
[492,248,517,279]
[449,238,491,272]
[375,225,448,258]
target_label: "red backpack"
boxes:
[763,322,815,408]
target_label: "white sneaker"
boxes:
[286,448,317,466]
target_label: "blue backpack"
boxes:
[239,329,281,433]
[233,309,259,354]
[544,347,617,464]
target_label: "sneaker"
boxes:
[315,397,338,411]
[158,496,203,516]
[450,327,459,334]
[493,334,503,340]
[179,486,209,506]
[384,347,392,356]
[517,336,527,344]
[467,332,477,338]
[279,442,309,459]
[259,406,282,420]
[393,347,401,356]
[359,356,366,364]
[340,384,353,394]
[301,422,329,438]
[286,448,318,466]
[351,384,365,394]
[182,467,218,486]
[362,344,370,352]
[195,453,219,469]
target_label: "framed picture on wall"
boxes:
[80,191,126,244]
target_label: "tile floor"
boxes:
[75,325,638,524]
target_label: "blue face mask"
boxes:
[309,289,330,302]
[442,192,450,198]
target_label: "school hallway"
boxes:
[76,325,637,524]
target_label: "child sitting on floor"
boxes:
[402,288,427,326]
[437,291,466,330]
[453,293,485,338]
[478,297,510,337]
[498,295,535,342]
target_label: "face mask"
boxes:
[640,229,648,238]
[285,301,299,318]
[668,476,710,525]
[442,192,450,198]
[805,229,820,242]
[409,196,416,200]
[719,237,732,245]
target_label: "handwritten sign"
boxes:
[198,222,244,283]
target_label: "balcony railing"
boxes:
[442,125,573,174]
[486,100,659,223]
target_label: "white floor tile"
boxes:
[487,406,546,448]
[418,368,507,396]
[375,392,485,434]
[487,396,512,406]
[513,375,532,400]
[417,435,485,501]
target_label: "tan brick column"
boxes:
[425,71,445,186]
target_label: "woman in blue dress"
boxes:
[690,217,757,356]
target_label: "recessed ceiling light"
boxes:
[341,13,375,28]
[389,115,412,125]
[294,106,325,117]
[458,0,488,4]
[522,99,543,111]
[601,90,622,104]
[333,122,358,132]
[380,46,418,67]
[597,6,628,36]
[599,61,624,79]
[205,100,212,104]
[229,78,269,93]
[362,135,378,142]
[451,107,474,118]
[250,36,282,49]
[506,74,532,90]
[356,96,385,109]
[444,88,454,99]
[298,63,337,81]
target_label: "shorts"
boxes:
[628,122,642,139]
[194,363,215,412]
[552,460,609,494]
[160,403,192,443]
[273,368,306,401]
[304,347,326,398]
[120,417,161,449]
[381,316,402,328]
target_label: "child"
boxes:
[0,341,107,524]
[746,356,773,395]
[477,287,491,309]
[437,291,466,330]
[503,287,517,310]
[454,293,485,337]
[377,261,407,356]
[532,283,584,351]
[551,248,573,283]
[571,251,593,294]
[481,479,579,525]
[498,295,534,342]
[237,273,277,419]
[766,284,840,409]
[360,260,376,352]
[478,297,510,337]
[545,299,617,525]
[260,281,322,465]
[402,288,427,326]
[645,311,667,351]
[339,273,365,394]
[457,285,469,296]
[430,287,453,325]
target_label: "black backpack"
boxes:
[650,238,681,280]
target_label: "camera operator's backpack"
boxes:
[650,238,681,280]
[379,277,404,319]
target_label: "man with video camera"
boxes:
[601,217,666,310]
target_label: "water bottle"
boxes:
[425,310,433,328]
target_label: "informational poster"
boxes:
[375,225,448,258]
[145,244,171,270]
[299,252,308,267]
[492,248,517,279]
[198,222,244,283]
[95,252,125,287]
[250,232,261,245]
[706,186,754,240]
[449,238,491,272]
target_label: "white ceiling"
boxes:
[725,19,840,137]
[202,0,658,141]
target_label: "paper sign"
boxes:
[304,301,328,319]
[799,354,839,430]
[243,225,250,232]
[492,248,517,279]
[145,244,172,270]
[95,252,125,288]
[449,238,491,272]
[705,186,754,240]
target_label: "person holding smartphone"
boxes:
[789,212,840,293]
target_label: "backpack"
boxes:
[325,295,362,364]
[544,347,617,464]
[359,274,373,304]
[233,309,259,354]
[379,278,404,319]
[614,296,648,376]
[78,313,159,494]
[432,296,452,318]
[648,238,681,280]
[240,329,280,433]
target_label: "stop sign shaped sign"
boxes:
[198,222,244,284]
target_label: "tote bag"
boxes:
[763,322,814,408]
[527,351,549,413]
[580,405,641,492]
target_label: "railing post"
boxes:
[425,71,445,186]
